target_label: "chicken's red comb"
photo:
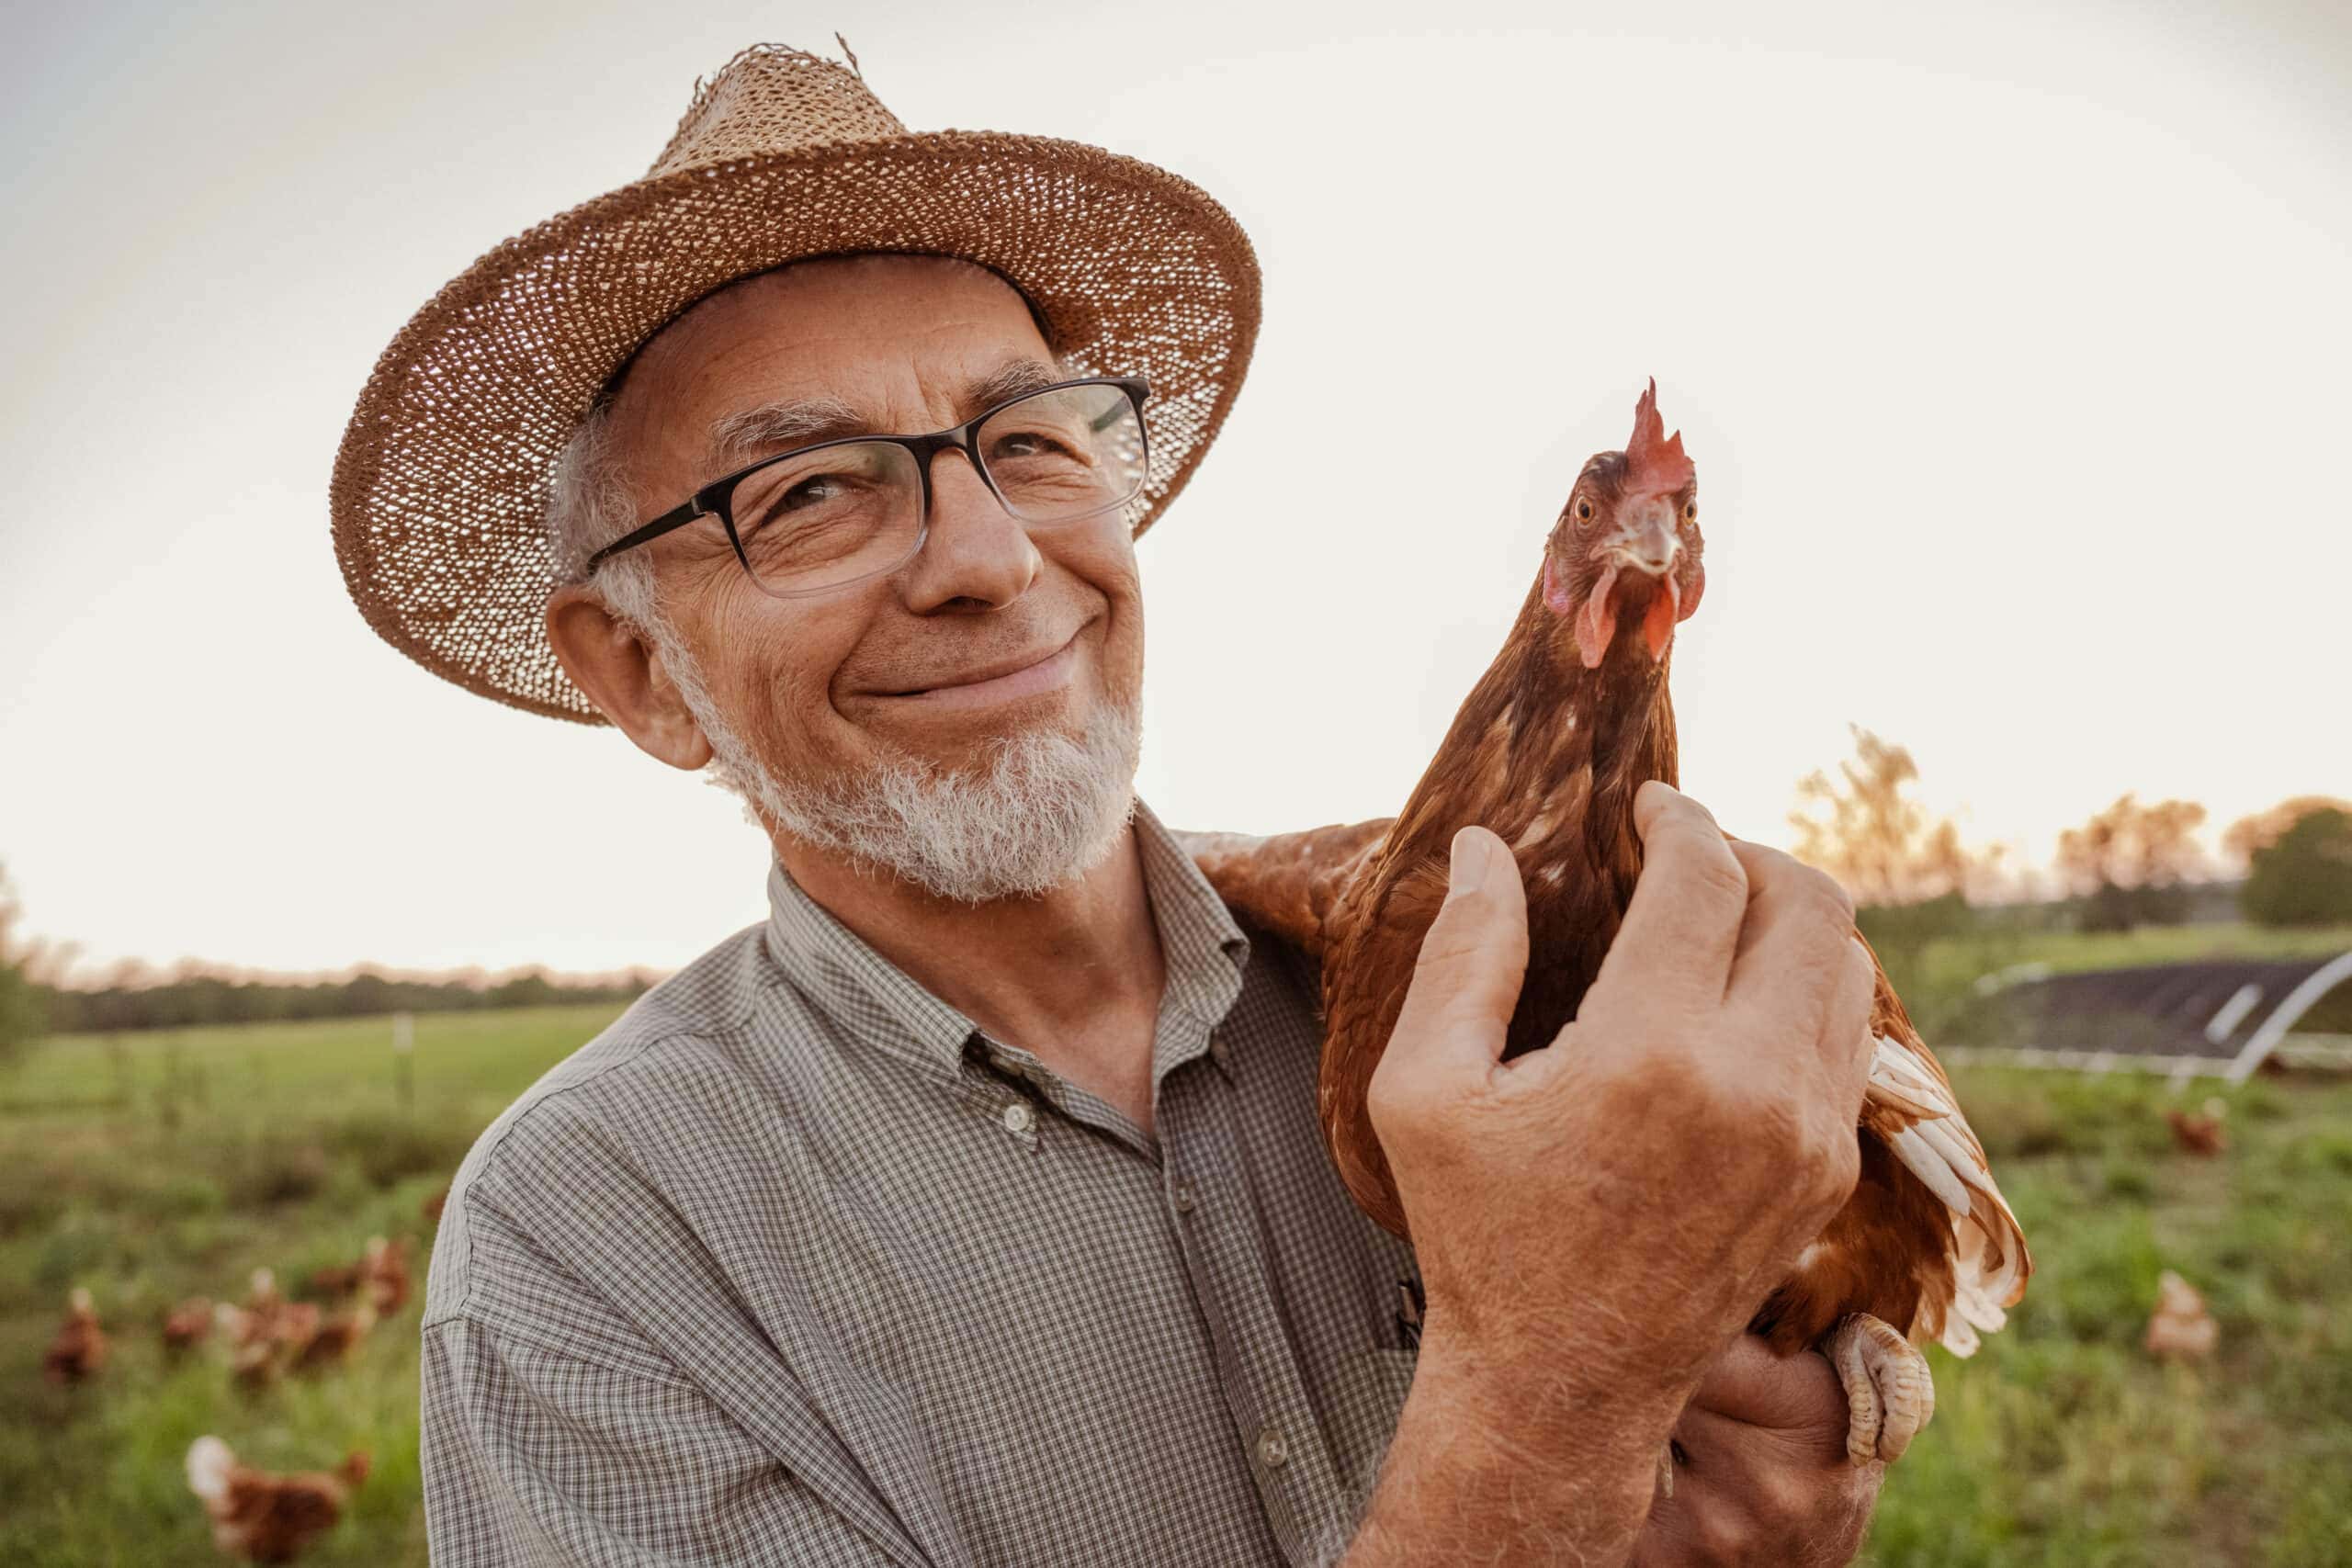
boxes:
[1624,378,1694,494]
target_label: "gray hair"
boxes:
[544,393,761,808]
[547,391,657,627]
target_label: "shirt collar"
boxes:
[761,795,1253,1089]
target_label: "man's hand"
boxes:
[1340,783,1879,1566]
[1369,781,1877,1397]
[1634,1336,1883,1567]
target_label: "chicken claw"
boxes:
[1827,1313,1935,1465]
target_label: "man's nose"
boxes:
[900,447,1043,612]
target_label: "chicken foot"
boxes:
[1826,1313,1936,1464]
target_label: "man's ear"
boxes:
[545,584,717,772]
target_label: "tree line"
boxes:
[0,869,649,1059]
[4,755,2348,1059]
[1787,728,2352,933]
[28,966,651,1038]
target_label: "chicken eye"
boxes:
[1574,496,1595,524]
[1682,501,1699,525]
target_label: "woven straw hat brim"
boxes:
[331,128,1261,724]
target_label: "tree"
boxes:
[2054,794,2209,931]
[1787,729,2007,1022]
[2223,795,2352,865]
[2241,806,2352,928]
[1789,728,1993,908]
[0,863,48,1065]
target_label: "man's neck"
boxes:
[772,818,1171,1100]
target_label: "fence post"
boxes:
[392,1010,414,1111]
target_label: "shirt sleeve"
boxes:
[421,1314,914,1567]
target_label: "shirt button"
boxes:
[1001,1100,1035,1134]
[1172,1180,1196,1213]
[1255,1425,1288,1469]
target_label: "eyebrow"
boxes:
[703,357,1066,474]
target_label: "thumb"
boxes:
[1386,825,1531,1085]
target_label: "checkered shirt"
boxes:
[420,797,1426,1566]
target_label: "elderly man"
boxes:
[338,43,1883,1567]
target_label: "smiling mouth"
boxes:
[880,626,1084,703]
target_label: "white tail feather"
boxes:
[1888,1126,1973,1216]
[186,1436,235,1503]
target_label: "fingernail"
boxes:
[1447,827,1488,898]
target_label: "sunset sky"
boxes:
[4,0,2347,980]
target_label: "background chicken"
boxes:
[43,1287,107,1384]
[1185,382,2032,1468]
[361,1235,412,1314]
[288,1289,377,1375]
[305,1235,410,1314]
[2144,1269,2219,1359]
[2165,1100,2229,1156]
[218,1268,320,1387]
[163,1295,217,1355]
[185,1436,368,1563]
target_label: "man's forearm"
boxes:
[1338,1337,1687,1567]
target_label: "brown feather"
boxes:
[1188,398,2031,1363]
[1172,819,1391,959]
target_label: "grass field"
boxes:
[3,931,2349,1566]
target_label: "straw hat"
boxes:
[330,39,1261,723]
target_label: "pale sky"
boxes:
[4,0,2347,980]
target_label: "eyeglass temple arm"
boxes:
[585,496,707,570]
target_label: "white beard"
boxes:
[650,615,1142,904]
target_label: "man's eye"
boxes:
[738,473,861,536]
[780,476,843,511]
[990,427,1080,460]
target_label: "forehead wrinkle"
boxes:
[700,355,1066,474]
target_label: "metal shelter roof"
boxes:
[1949,952,2352,1081]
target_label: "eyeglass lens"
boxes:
[726,382,1146,596]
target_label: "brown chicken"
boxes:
[43,1287,108,1384]
[1186,382,2031,1468]
[219,1269,321,1387]
[288,1290,377,1374]
[236,1267,285,1333]
[305,1259,363,1297]
[307,1235,410,1314]
[2165,1100,2228,1156]
[362,1235,412,1314]
[2143,1269,2219,1359]
[164,1296,217,1355]
[185,1436,369,1562]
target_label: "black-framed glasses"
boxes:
[584,374,1151,600]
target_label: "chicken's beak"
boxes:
[1609,502,1683,582]
[1583,501,1683,666]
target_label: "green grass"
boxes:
[0,1006,623,1567]
[3,968,2349,1565]
[1857,1068,2352,1568]
[1916,919,2352,991]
